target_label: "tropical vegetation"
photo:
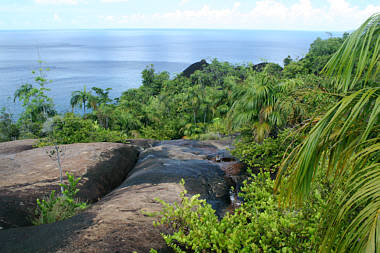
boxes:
[0,12,378,252]
[153,13,379,252]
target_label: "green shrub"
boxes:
[0,107,19,142]
[154,172,325,252]
[37,113,127,146]
[33,173,87,225]
[140,121,183,140]
[231,129,298,175]
[282,61,308,78]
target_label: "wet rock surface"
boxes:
[123,139,233,214]
[0,139,244,252]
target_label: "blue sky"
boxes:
[0,0,379,31]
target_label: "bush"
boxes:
[38,113,127,145]
[0,107,19,141]
[33,173,87,225]
[154,172,325,252]
[231,129,298,175]
[282,61,308,78]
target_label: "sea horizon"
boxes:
[0,27,346,33]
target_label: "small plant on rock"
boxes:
[33,172,87,225]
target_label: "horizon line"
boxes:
[0,27,348,33]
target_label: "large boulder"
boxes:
[123,139,232,214]
[0,182,183,253]
[0,141,139,229]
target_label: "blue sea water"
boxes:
[0,29,335,116]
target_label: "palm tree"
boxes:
[228,72,289,142]
[185,85,203,124]
[275,13,379,252]
[70,86,92,115]
[91,87,112,108]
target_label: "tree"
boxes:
[275,13,380,252]
[0,107,19,141]
[141,65,170,96]
[90,87,112,108]
[227,72,293,142]
[185,84,203,124]
[283,55,293,66]
[70,86,92,114]
[14,68,56,136]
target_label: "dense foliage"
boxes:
[231,129,298,176]
[0,107,19,141]
[38,113,127,145]
[153,14,379,253]
[154,171,327,252]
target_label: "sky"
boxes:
[0,0,379,31]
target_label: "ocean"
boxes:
[0,29,335,116]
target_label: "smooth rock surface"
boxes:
[0,140,139,228]
[123,139,233,214]
[1,182,183,253]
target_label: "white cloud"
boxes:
[35,0,78,4]
[53,13,61,22]
[100,0,129,3]
[154,0,380,30]
[97,0,380,31]
[179,0,189,6]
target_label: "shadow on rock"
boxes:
[0,211,97,253]
[120,140,233,216]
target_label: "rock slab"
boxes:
[0,140,139,228]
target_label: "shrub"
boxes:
[154,172,325,252]
[33,172,87,225]
[37,113,127,146]
[231,129,298,175]
[0,107,19,141]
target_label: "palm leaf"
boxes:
[323,13,380,92]
[275,13,380,252]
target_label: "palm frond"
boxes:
[275,87,379,202]
[323,13,380,92]
[275,13,380,252]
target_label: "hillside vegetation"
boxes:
[1,13,378,253]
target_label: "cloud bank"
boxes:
[35,0,79,5]
[99,0,380,31]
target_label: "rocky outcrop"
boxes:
[0,139,243,252]
[0,141,139,229]
[181,59,209,78]
[0,183,182,253]
[252,62,268,72]
[122,139,234,215]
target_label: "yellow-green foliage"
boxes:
[33,173,87,225]
[37,113,127,146]
[154,172,325,252]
